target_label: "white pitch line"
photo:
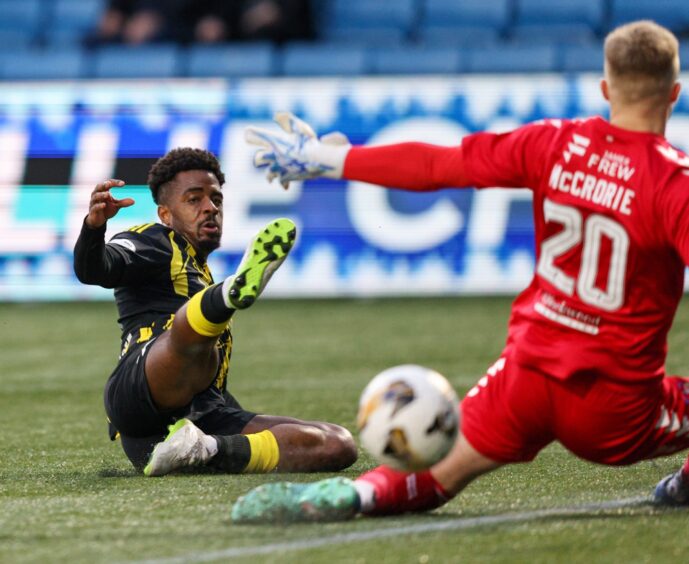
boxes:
[129,496,651,564]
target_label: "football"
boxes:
[357,364,459,471]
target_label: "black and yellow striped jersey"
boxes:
[74,220,232,394]
[109,222,213,332]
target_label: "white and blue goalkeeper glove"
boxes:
[245,112,351,189]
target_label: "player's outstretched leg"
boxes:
[144,419,218,477]
[654,470,689,505]
[230,466,453,523]
[231,477,360,523]
[226,218,296,309]
[231,437,497,522]
[177,218,296,338]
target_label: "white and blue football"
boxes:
[357,365,459,471]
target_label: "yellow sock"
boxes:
[244,430,280,473]
[185,288,229,337]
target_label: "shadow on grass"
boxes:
[98,465,248,478]
[99,467,139,478]
[228,499,672,532]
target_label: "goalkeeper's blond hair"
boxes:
[604,20,679,104]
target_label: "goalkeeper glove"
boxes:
[244,112,351,189]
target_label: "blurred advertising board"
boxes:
[2,75,689,300]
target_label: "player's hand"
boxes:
[85,179,135,229]
[245,112,351,189]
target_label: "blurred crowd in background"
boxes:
[89,0,313,45]
[0,1,687,80]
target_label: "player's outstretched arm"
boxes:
[74,179,135,287]
[246,112,471,191]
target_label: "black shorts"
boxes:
[104,338,256,469]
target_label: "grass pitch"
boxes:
[1,297,688,564]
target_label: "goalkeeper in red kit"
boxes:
[231,20,689,522]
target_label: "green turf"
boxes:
[1,298,688,563]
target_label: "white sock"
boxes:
[353,480,377,513]
[202,435,219,458]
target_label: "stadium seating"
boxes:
[1,48,86,80]
[0,0,44,42]
[679,45,689,71]
[186,44,276,78]
[510,23,598,45]
[281,43,369,76]
[509,23,598,45]
[322,26,409,47]
[52,0,105,25]
[515,0,605,30]
[0,0,44,27]
[417,25,502,47]
[92,45,181,79]
[324,0,417,35]
[511,1,604,46]
[610,0,689,33]
[559,43,605,73]
[417,0,513,52]
[370,47,464,75]
[422,0,512,33]
[0,29,39,51]
[466,44,558,73]
[43,0,106,47]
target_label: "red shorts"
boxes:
[461,348,689,465]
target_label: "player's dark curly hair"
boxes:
[147,147,226,204]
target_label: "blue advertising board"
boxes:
[2,75,689,300]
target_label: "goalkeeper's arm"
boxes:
[342,143,471,191]
[246,112,471,190]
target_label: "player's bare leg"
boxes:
[241,415,357,472]
[145,413,357,478]
[340,433,501,517]
[430,434,502,496]
[145,218,297,411]
[144,310,223,410]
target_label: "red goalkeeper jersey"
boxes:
[345,117,689,382]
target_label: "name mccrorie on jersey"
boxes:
[548,149,637,216]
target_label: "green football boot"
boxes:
[231,477,360,523]
[226,218,297,309]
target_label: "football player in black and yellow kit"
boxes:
[74,148,357,476]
